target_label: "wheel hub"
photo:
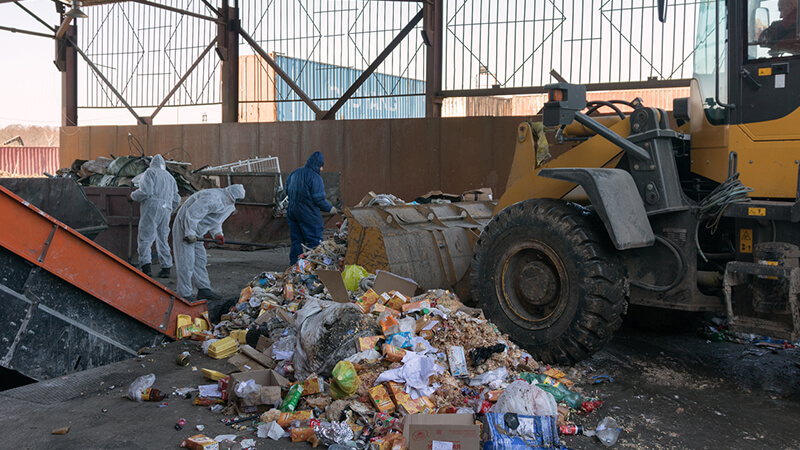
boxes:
[516,260,558,306]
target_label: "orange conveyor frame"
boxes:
[0,184,207,339]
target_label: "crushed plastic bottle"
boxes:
[595,416,621,446]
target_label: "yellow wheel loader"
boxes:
[345,0,800,364]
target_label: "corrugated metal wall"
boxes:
[239,54,425,122]
[59,116,542,207]
[0,147,59,176]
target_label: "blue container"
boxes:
[273,55,425,121]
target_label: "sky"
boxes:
[0,0,220,128]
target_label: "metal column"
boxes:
[424,0,442,118]
[61,24,78,127]
[219,1,239,123]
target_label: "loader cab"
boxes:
[694,0,800,125]
[689,0,800,199]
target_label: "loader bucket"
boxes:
[344,201,495,291]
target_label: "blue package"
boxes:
[386,331,413,349]
[482,412,570,450]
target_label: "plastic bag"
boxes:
[596,417,621,446]
[342,265,369,291]
[330,360,362,400]
[346,348,382,363]
[469,367,509,388]
[126,373,155,402]
[201,339,220,355]
[490,380,558,417]
[235,379,261,399]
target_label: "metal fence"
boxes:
[77,0,700,112]
[442,0,700,94]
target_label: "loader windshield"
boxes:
[694,0,729,124]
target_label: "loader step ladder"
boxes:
[723,261,800,340]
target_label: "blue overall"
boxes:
[286,151,333,264]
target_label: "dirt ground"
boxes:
[1,247,798,449]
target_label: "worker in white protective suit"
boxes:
[172,184,246,301]
[130,154,181,278]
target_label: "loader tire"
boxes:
[471,198,627,365]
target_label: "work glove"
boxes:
[184,235,197,244]
[330,206,338,215]
[214,234,225,245]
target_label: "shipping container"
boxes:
[0,146,59,176]
[239,54,425,122]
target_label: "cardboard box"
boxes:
[256,336,273,353]
[355,191,378,208]
[397,395,434,415]
[418,190,462,203]
[461,187,493,201]
[183,434,219,450]
[385,292,408,311]
[368,385,396,414]
[404,414,479,450]
[382,343,406,363]
[294,376,324,396]
[356,289,382,313]
[227,369,289,402]
[228,353,267,372]
[276,410,313,428]
[357,335,384,352]
[447,346,469,378]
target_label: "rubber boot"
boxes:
[196,288,221,301]
[157,267,170,278]
[141,263,151,276]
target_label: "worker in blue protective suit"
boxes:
[286,151,337,265]
[130,154,181,278]
[172,184,246,301]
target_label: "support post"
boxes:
[61,24,78,127]
[219,1,239,123]
[424,0,443,118]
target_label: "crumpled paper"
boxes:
[257,421,284,440]
[375,352,444,399]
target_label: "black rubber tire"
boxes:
[471,198,628,365]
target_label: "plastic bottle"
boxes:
[595,417,621,446]
[141,387,167,401]
[531,374,583,409]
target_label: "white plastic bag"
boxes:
[126,373,155,402]
[489,380,558,417]
[468,367,509,388]
[346,348,381,363]
[235,379,261,398]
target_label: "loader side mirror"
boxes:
[658,0,668,23]
[752,8,770,42]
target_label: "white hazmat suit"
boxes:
[130,154,180,274]
[172,184,246,299]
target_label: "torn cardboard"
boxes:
[227,369,289,405]
[254,307,295,327]
[373,270,419,297]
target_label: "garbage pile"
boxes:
[145,230,620,450]
[56,155,215,194]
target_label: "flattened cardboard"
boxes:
[373,270,419,297]
[404,414,478,450]
[315,269,351,303]
[256,336,274,353]
[254,307,295,327]
[228,353,267,372]
[461,187,493,201]
[240,344,276,369]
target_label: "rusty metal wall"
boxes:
[0,147,59,176]
[60,116,531,207]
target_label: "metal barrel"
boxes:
[344,201,495,291]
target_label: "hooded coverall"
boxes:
[286,151,333,264]
[130,154,181,269]
[172,185,246,298]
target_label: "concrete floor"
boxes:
[1,247,799,449]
